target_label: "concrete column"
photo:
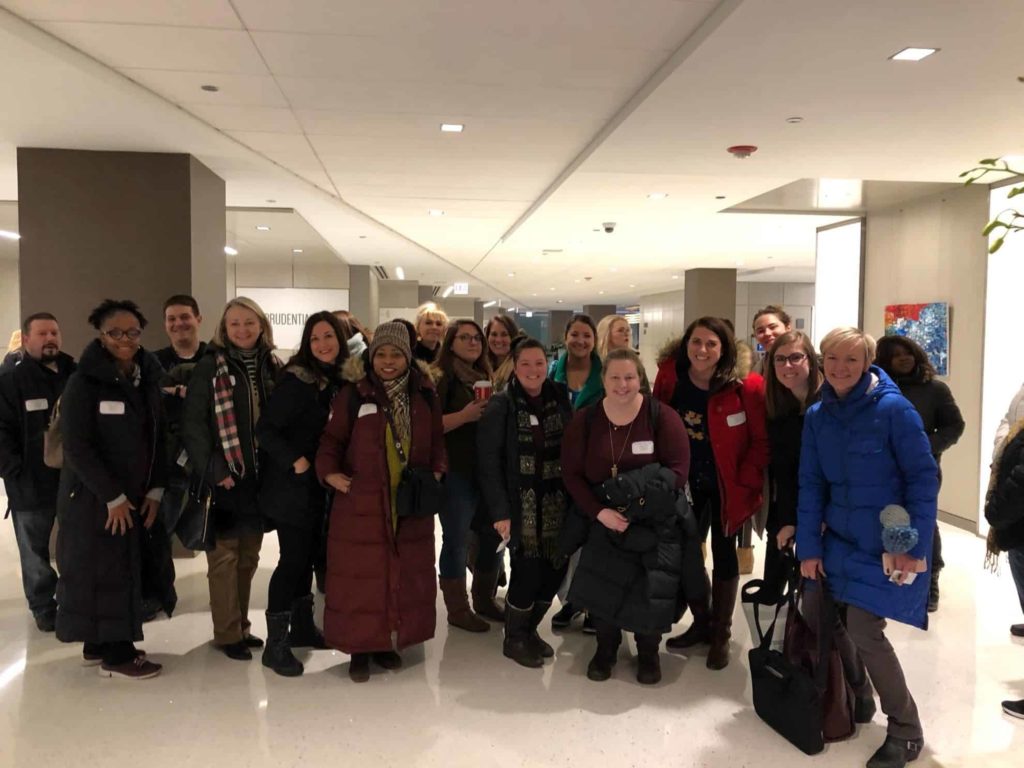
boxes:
[17,148,225,356]
[683,268,737,329]
[418,285,437,305]
[349,265,379,329]
[583,304,617,321]
[549,310,573,342]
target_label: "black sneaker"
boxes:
[550,602,581,630]
[865,736,924,768]
[1011,624,1024,638]
[33,612,56,633]
[242,634,264,649]
[220,641,252,661]
[1002,699,1024,720]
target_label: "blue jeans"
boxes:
[1009,546,1024,616]
[11,508,58,617]
[439,471,492,579]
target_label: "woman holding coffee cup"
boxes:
[434,320,503,631]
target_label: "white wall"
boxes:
[231,259,350,294]
[638,289,685,377]
[736,281,815,350]
[814,219,863,347]
[863,186,989,526]
[0,259,19,347]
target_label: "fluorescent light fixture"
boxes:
[256,225,270,231]
[428,209,445,217]
[0,230,21,240]
[292,248,304,254]
[440,123,464,133]
[395,266,405,280]
[442,285,455,298]
[889,47,938,62]
[556,299,564,304]
[223,246,238,256]
[647,192,668,200]
[483,300,497,308]
[507,272,515,277]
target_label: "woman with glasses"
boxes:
[182,298,279,661]
[435,319,502,631]
[56,300,166,679]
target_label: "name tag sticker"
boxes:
[230,375,237,387]
[24,398,48,412]
[529,414,540,426]
[726,411,747,427]
[632,440,654,455]
[357,403,378,418]
[99,400,126,415]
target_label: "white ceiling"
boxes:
[0,0,1022,309]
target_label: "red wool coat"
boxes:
[315,358,446,654]
[653,358,770,536]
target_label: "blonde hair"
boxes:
[596,314,631,359]
[7,330,21,354]
[415,302,448,336]
[819,326,876,363]
[213,296,275,350]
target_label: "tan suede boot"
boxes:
[440,577,489,633]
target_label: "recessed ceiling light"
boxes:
[395,266,405,280]
[440,123,464,133]
[200,84,219,92]
[549,287,555,291]
[574,279,581,283]
[0,229,20,240]
[292,248,303,254]
[507,272,515,277]
[889,47,938,62]
[256,225,270,231]
[598,291,605,295]
[610,267,618,272]
[223,246,238,256]
[428,209,445,217]
[647,192,668,200]
[556,299,564,304]
[629,284,636,288]
[671,275,679,279]
[532,293,538,297]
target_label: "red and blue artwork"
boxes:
[883,302,950,376]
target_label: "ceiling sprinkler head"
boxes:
[727,145,758,159]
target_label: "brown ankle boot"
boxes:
[440,577,489,633]
[471,569,505,622]
[737,546,755,575]
[707,576,739,670]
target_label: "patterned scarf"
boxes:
[381,371,412,447]
[512,378,568,560]
[452,355,487,389]
[213,351,246,477]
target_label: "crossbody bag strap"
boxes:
[813,580,838,692]
[380,402,409,466]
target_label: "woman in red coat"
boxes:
[316,322,446,683]
[653,316,769,669]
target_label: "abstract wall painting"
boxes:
[883,302,950,375]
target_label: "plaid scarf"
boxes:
[213,351,246,477]
[512,378,568,560]
[381,371,412,447]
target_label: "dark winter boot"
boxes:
[666,571,712,650]
[440,577,489,632]
[635,634,662,685]
[586,622,621,682]
[707,576,739,670]
[927,571,940,613]
[288,593,328,649]
[866,736,924,768]
[504,604,543,668]
[471,569,506,622]
[528,601,554,659]
[349,653,370,683]
[262,611,304,677]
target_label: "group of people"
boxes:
[1,294,1021,768]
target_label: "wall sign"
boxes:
[237,287,349,351]
[453,282,469,296]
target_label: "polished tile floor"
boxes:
[0,499,1020,767]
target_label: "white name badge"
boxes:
[99,400,126,415]
[24,398,48,412]
[230,375,237,386]
[529,414,540,426]
[632,440,654,455]
[726,411,747,427]
[357,403,379,418]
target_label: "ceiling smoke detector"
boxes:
[727,145,758,159]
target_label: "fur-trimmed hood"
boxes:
[655,335,752,381]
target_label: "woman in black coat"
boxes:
[478,338,573,668]
[875,335,965,611]
[181,297,279,661]
[56,299,166,680]
[256,312,348,676]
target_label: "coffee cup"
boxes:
[474,380,493,402]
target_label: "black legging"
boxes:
[506,553,567,609]
[267,523,317,613]
[692,478,739,581]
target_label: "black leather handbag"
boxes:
[173,465,216,551]
[383,405,446,519]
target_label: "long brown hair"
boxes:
[678,317,737,393]
[764,330,822,419]
[484,314,520,369]
[436,319,492,378]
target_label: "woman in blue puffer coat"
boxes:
[797,327,937,768]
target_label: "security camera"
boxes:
[602,222,616,234]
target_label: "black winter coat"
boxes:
[55,341,167,644]
[477,379,573,549]
[564,464,692,635]
[0,351,76,510]
[986,426,1024,551]
[180,344,278,535]
[766,408,806,533]
[256,364,341,531]
[893,375,965,463]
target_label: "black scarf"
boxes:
[511,378,567,560]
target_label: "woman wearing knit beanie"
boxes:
[316,322,446,682]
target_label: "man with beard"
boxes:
[0,312,76,631]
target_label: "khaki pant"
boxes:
[206,532,264,645]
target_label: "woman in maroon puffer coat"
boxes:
[316,322,446,683]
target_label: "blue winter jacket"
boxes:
[796,366,937,629]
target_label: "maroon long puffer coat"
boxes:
[315,357,446,654]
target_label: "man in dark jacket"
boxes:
[0,312,75,631]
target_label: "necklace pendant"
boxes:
[611,464,618,478]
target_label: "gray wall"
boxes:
[0,258,18,347]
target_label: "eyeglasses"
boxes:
[103,329,142,341]
[455,334,483,344]
[773,352,808,367]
